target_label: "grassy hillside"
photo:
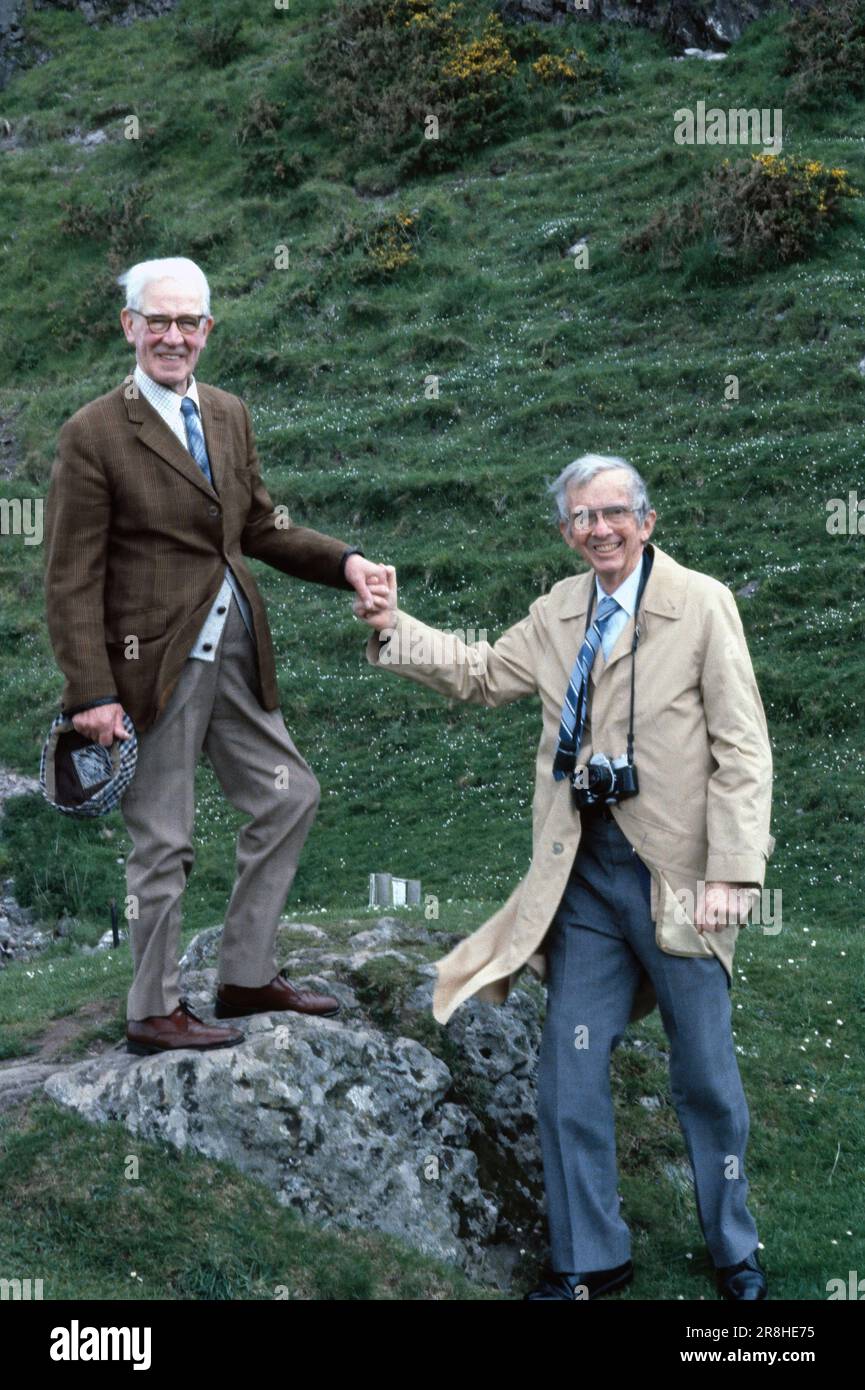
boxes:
[0,0,862,1299]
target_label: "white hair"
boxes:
[548,453,651,526]
[117,256,211,316]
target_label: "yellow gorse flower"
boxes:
[531,53,590,83]
[442,13,516,81]
[745,151,861,204]
[367,211,418,273]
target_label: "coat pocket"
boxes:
[104,606,168,645]
[654,868,716,959]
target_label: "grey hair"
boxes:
[117,256,211,316]
[548,453,651,527]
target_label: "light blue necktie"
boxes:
[179,392,256,645]
[180,396,216,491]
[553,593,620,780]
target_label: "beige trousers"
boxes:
[120,594,321,1020]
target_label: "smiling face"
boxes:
[120,276,213,394]
[560,467,656,594]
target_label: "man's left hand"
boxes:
[344,554,389,614]
[695,882,759,933]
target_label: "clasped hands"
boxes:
[349,557,396,631]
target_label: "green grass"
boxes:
[0,1098,495,1300]
[0,903,859,1299]
[0,0,863,1298]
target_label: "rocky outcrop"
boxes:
[25,912,676,1288]
[0,879,50,967]
[0,0,24,90]
[43,917,548,1288]
[0,0,178,91]
[0,768,52,967]
[497,0,809,51]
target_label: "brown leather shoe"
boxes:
[127,998,244,1055]
[214,968,340,1019]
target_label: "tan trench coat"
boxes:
[366,542,774,1026]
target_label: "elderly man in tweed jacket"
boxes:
[43,256,387,1056]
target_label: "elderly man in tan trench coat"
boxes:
[358,454,774,1302]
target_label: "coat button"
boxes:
[208,505,219,517]
[552,842,564,855]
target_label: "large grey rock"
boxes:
[40,919,550,1287]
[44,1006,503,1280]
[35,917,676,1288]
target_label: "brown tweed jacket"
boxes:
[43,374,354,732]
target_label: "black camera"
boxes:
[572,753,639,808]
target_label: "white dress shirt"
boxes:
[595,552,644,659]
[133,364,256,661]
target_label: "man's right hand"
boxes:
[71,703,130,747]
[353,565,397,632]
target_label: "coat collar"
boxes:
[556,543,687,621]
[118,373,227,499]
[553,543,687,679]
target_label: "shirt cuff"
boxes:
[62,695,120,718]
[339,546,364,578]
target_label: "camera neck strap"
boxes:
[583,545,654,768]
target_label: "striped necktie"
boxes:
[180,396,217,492]
[553,593,620,781]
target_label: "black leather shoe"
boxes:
[716,1250,767,1301]
[524,1259,633,1301]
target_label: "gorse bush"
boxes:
[782,0,865,108]
[362,211,420,278]
[622,153,860,277]
[182,1,251,69]
[306,0,521,176]
[531,50,601,87]
[235,94,309,194]
[305,0,601,178]
[59,182,154,261]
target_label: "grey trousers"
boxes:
[536,806,760,1273]
[120,594,321,1021]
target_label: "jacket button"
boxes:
[552,842,564,855]
[208,505,219,517]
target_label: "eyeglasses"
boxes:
[128,310,208,335]
[569,505,637,533]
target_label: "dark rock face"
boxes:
[0,0,818,91]
[0,0,25,90]
[496,1,810,51]
[0,0,178,91]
